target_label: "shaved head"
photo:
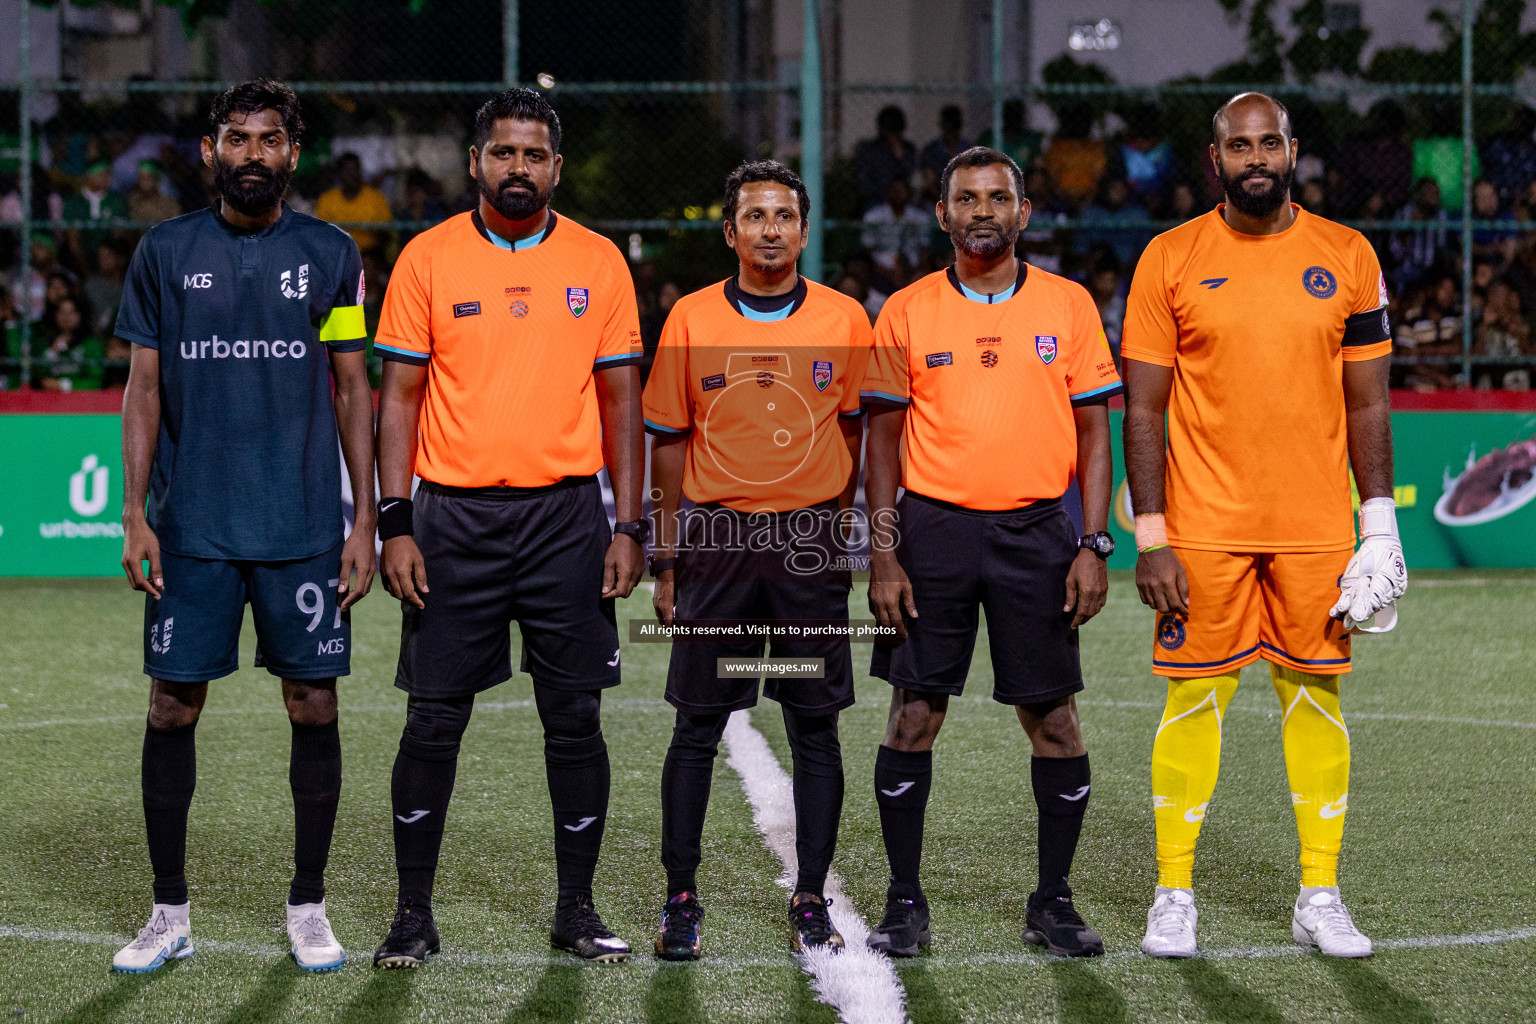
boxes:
[1213,92,1291,145]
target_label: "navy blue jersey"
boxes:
[115,205,367,560]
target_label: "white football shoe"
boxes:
[112,903,193,973]
[287,900,347,971]
[1141,886,1198,958]
[1292,887,1373,958]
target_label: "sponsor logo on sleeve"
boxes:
[1378,272,1390,306]
[453,301,481,318]
[357,269,366,305]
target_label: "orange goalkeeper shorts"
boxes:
[1150,548,1355,678]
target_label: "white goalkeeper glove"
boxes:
[1330,497,1408,633]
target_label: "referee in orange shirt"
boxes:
[370,89,646,966]
[862,148,1121,958]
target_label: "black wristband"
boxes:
[377,497,414,541]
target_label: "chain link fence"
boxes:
[4,0,1536,393]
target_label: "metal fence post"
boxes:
[18,0,32,388]
[991,0,1004,153]
[801,0,823,282]
[1461,0,1473,384]
[504,0,519,85]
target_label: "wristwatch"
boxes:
[1079,531,1115,558]
[613,518,652,547]
[648,555,678,577]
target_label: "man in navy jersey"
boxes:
[112,79,376,973]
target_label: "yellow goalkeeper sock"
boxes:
[1271,664,1351,888]
[1151,673,1239,889]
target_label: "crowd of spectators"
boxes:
[6,96,1536,391]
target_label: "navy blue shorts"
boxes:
[143,540,351,683]
[870,492,1082,706]
[394,477,621,699]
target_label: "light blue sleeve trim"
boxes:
[594,352,644,367]
[644,418,691,436]
[373,341,430,362]
[860,389,910,406]
[1069,381,1124,404]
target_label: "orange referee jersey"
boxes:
[860,262,1122,511]
[1122,205,1392,552]
[374,210,643,488]
[643,276,873,513]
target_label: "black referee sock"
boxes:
[537,687,610,908]
[784,710,844,897]
[392,697,472,911]
[288,718,342,906]
[1031,753,1091,898]
[874,744,932,899]
[660,711,729,898]
[142,719,197,905]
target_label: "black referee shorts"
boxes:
[394,476,620,699]
[870,491,1083,706]
[666,500,854,716]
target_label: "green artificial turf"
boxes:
[2,571,1535,1023]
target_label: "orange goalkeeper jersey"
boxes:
[1121,205,1392,552]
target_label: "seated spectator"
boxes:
[1298,179,1331,217]
[861,177,929,276]
[83,240,128,338]
[1480,106,1536,203]
[919,105,970,204]
[1019,165,1069,274]
[975,99,1043,172]
[1118,102,1175,199]
[127,160,182,227]
[34,296,103,392]
[1475,280,1530,390]
[1082,244,1125,359]
[833,272,874,325]
[1074,177,1151,268]
[1167,180,1198,222]
[62,160,128,275]
[1389,178,1452,291]
[1336,101,1412,216]
[854,106,917,213]
[1471,178,1519,268]
[396,168,448,246]
[1413,120,1480,213]
[1043,103,1106,209]
[315,153,393,258]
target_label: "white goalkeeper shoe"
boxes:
[1141,887,1198,958]
[112,903,193,973]
[1292,887,1373,958]
[287,900,347,972]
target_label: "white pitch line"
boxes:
[722,710,910,1024]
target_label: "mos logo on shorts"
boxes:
[813,360,833,392]
[1157,613,1186,651]
[567,287,589,318]
[1035,335,1058,364]
[1303,266,1338,299]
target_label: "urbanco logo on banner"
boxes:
[40,454,123,540]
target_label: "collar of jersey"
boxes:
[1211,203,1305,241]
[472,209,556,250]
[946,260,1027,304]
[724,275,807,321]
[211,202,289,238]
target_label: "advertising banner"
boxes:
[3,411,1534,576]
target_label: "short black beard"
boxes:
[949,219,1018,261]
[214,159,290,218]
[479,172,554,222]
[1218,159,1294,218]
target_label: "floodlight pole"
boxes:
[19,0,32,387]
[503,0,519,85]
[801,0,824,282]
[1461,0,1473,383]
[992,0,1004,153]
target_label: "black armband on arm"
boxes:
[1343,307,1392,347]
[377,497,414,541]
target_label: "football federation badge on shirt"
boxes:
[812,360,833,392]
[1303,266,1338,299]
[1035,334,1058,364]
[567,287,589,318]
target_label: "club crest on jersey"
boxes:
[566,287,589,318]
[280,264,309,300]
[981,349,999,368]
[1157,613,1186,651]
[813,360,833,392]
[1035,334,1058,364]
[1303,266,1337,299]
[510,300,529,318]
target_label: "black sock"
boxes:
[784,709,844,897]
[660,711,729,898]
[536,687,609,908]
[873,744,932,900]
[1031,753,1091,898]
[142,719,197,905]
[288,718,341,905]
[392,696,473,911]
